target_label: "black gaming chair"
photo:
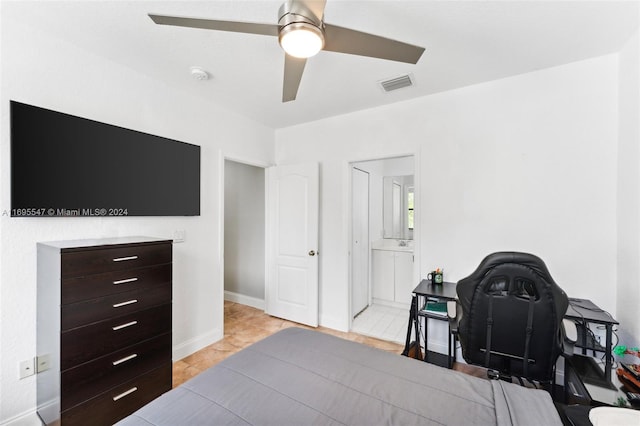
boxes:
[451,252,571,385]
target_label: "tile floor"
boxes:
[351,303,409,344]
[172,301,486,387]
[173,301,405,387]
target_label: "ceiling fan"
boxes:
[149,0,425,102]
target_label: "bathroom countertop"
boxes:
[371,240,414,253]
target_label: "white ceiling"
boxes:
[5,0,639,129]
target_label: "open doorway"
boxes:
[223,159,266,309]
[349,155,416,344]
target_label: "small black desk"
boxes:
[565,298,619,381]
[565,354,640,411]
[411,280,457,368]
[405,286,620,377]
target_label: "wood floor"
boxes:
[172,301,486,387]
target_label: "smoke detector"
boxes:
[379,74,414,92]
[190,67,210,81]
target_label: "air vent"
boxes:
[379,74,414,92]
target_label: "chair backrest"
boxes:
[456,252,569,383]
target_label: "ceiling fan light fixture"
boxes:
[279,22,324,58]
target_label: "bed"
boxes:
[117,327,562,425]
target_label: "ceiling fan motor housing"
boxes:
[278,1,325,57]
[278,1,323,27]
[278,1,325,38]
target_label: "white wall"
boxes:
[617,29,640,346]
[276,55,619,334]
[224,160,266,304]
[0,15,274,424]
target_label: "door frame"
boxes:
[351,166,371,317]
[218,151,272,332]
[346,151,421,330]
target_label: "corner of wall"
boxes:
[172,327,223,362]
[616,27,640,345]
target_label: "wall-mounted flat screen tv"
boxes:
[10,101,200,217]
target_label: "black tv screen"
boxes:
[10,101,200,217]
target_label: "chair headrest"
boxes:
[457,251,569,316]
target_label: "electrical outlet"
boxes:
[19,358,35,379]
[37,354,50,373]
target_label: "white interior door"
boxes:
[266,163,319,327]
[351,167,369,317]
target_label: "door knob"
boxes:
[308,250,316,256]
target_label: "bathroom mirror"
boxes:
[383,175,414,239]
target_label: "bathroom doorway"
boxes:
[349,155,416,344]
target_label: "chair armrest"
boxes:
[563,319,577,343]
[447,301,457,319]
[447,300,461,335]
[561,318,577,356]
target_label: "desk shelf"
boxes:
[418,311,449,320]
[423,351,450,368]
[574,323,606,353]
[565,298,618,382]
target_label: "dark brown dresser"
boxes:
[36,237,173,426]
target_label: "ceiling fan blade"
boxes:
[283,54,307,102]
[149,14,279,37]
[323,24,425,64]
[287,0,327,23]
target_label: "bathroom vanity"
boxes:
[371,240,414,306]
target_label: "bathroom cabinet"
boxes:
[372,248,414,305]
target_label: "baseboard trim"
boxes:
[372,298,411,311]
[426,339,449,355]
[224,291,265,310]
[172,328,223,362]
[0,408,42,426]
[320,314,348,332]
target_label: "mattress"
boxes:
[117,327,562,426]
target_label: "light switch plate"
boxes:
[37,354,51,373]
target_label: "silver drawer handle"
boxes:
[113,299,138,308]
[113,277,138,285]
[113,387,138,401]
[112,353,138,366]
[113,256,138,262]
[112,321,138,331]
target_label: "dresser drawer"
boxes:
[61,242,171,278]
[62,281,171,331]
[61,304,171,370]
[62,263,171,305]
[61,333,171,411]
[61,363,172,426]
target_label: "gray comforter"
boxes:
[117,327,562,425]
